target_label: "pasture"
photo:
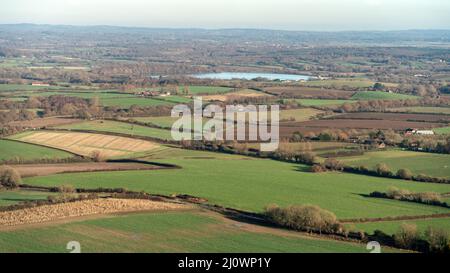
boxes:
[279,108,324,122]
[347,217,450,236]
[434,126,450,134]
[0,190,57,207]
[388,107,450,115]
[295,99,356,106]
[180,85,233,94]
[339,149,450,178]
[56,120,173,141]
[23,147,450,220]
[0,211,371,253]
[351,91,418,100]
[0,139,74,162]
[9,131,160,158]
[0,84,66,92]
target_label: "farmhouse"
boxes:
[31,82,50,87]
[404,128,435,136]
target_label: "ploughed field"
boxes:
[10,162,165,177]
[9,131,160,158]
[55,120,173,141]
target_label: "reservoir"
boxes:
[193,72,312,81]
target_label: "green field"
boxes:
[280,108,324,121]
[0,211,373,253]
[347,217,450,236]
[0,84,66,92]
[180,85,233,94]
[99,97,175,108]
[352,91,418,100]
[388,107,450,115]
[295,99,356,106]
[0,139,74,162]
[56,120,173,140]
[434,126,450,135]
[302,79,398,89]
[131,116,179,128]
[0,190,56,207]
[339,149,450,178]
[23,147,450,220]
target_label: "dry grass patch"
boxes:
[0,198,190,227]
[12,131,159,158]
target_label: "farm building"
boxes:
[405,128,435,136]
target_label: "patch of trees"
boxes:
[0,166,22,189]
[370,187,448,208]
[265,204,343,234]
[394,224,449,253]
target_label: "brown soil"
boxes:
[10,162,164,177]
[8,117,82,128]
[263,86,355,99]
[329,112,450,123]
[0,198,190,227]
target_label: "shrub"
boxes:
[310,164,326,173]
[57,184,76,193]
[397,168,413,180]
[265,204,342,234]
[324,158,343,171]
[0,166,22,188]
[394,223,420,249]
[424,227,450,253]
[376,163,392,177]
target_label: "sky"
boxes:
[0,0,449,31]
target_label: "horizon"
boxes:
[1,0,449,31]
[1,23,450,33]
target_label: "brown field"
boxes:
[10,162,165,177]
[263,86,355,99]
[329,112,450,123]
[278,119,445,138]
[13,131,160,158]
[8,117,82,128]
[0,199,190,227]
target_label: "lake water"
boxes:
[193,72,312,81]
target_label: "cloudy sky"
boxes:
[0,0,449,31]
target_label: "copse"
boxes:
[0,166,22,189]
[265,204,343,234]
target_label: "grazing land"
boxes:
[9,131,160,158]
[279,108,324,121]
[351,91,418,100]
[10,162,165,177]
[434,126,450,134]
[339,149,450,178]
[0,211,374,253]
[295,99,356,106]
[329,112,450,123]
[23,147,450,219]
[0,190,58,207]
[388,107,450,115]
[55,120,173,140]
[0,139,74,162]
[347,218,450,235]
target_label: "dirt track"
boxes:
[0,199,190,227]
[11,162,165,177]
